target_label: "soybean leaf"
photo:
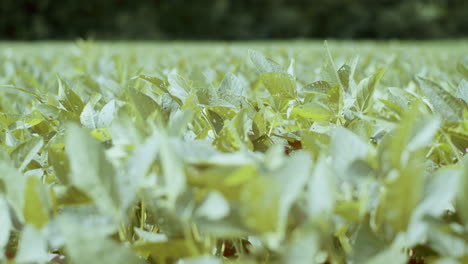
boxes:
[129,88,164,121]
[455,79,468,104]
[0,196,11,250]
[65,123,120,215]
[10,136,44,172]
[291,102,333,121]
[457,156,468,226]
[0,161,25,222]
[80,102,97,129]
[58,78,85,115]
[159,134,186,207]
[15,224,49,263]
[118,133,159,210]
[248,49,284,74]
[417,77,465,122]
[23,176,49,229]
[61,221,140,264]
[307,155,336,220]
[97,99,116,128]
[217,73,246,108]
[260,72,297,99]
[355,69,385,112]
[331,126,369,180]
[195,191,230,221]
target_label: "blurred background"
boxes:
[1,0,467,40]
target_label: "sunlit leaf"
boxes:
[65,123,120,215]
[15,225,49,263]
[23,176,49,228]
[355,69,385,112]
[417,77,465,122]
[0,196,11,250]
[248,49,284,74]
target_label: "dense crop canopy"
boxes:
[0,41,467,264]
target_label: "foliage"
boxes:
[0,41,467,264]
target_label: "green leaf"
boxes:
[10,136,44,172]
[338,64,351,90]
[168,108,194,137]
[355,69,385,112]
[260,72,296,99]
[0,196,12,250]
[178,256,221,264]
[417,77,465,122]
[321,41,342,89]
[15,224,49,263]
[351,224,386,263]
[65,123,120,215]
[217,73,246,108]
[274,151,312,237]
[58,78,85,114]
[80,102,97,129]
[283,229,320,263]
[331,126,369,180]
[62,222,140,264]
[138,74,169,94]
[457,156,468,227]
[0,161,25,222]
[307,156,335,219]
[195,191,230,220]
[248,49,284,74]
[133,239,200,262]
[129,88,166,121]
[97,99,116,128]
[363,237,408,264]
[0,84,45,103]
[291,102,333,121]
[303,81,331,94]
[23,176,49,228]
[455,79,468,104]
[168,72,190,103]
[159,134,186,207]
[118,133,159,210]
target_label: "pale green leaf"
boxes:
[159,135,186,207]
[58,78,85,114]
[80,102,97,129]
[178,256,221,264]
[217,73,245,108]
[331,126,369,180]
[303,81,331,94]
[10,136,44,172]
[291,102,333,121]
[455,79,468,104]
[0,161,25,222]
[0,196,11,250]
[195,191,230,220]
[15,225,49,263]
[97,99,116,128]
[23,176,49,229]
[65,123,119,215]
[417,77,465,122]
[248,49,284,74]
[168,109,194,138]
[457,156,468,227]
[260,72,296,99]
[355,69,385,112]
[62,222,140,264]
[129,88,164,120]
[273,151,311,235]
[307,156,335,218]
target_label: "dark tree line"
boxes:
[1,0,467,40]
